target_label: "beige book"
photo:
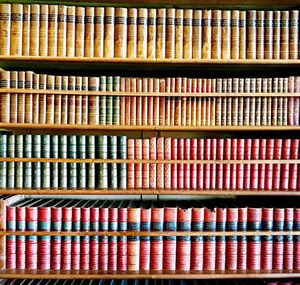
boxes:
[147,8,156,58]
[75,7,85,57]
[61,76,68,124]
[0,4,11,55]
[75,76,82,124]
[202,10,212,59]
[212,10,221,59]
[221,10,231,59]
[48,5,58,56]
[231,10,239,59]
[29,4,40,56]
[192,10,202,59]
[54,75,62,124]
[67,6,76,57]
[82,76,88,124]
[183,9,193,59]
[24,71,33,124]
[256,11,264,59]
[137,8,147,58]
[239,11,246,59]
[10,4,23,56]
[10,71,18,123]
[46,75,55,124]
[246,10,256,59]
[94,7,104,58]
[104,7,115,58]
[166,8,175,59]
[57,5,67,57]
[39,5,48,56]
[39,74,47,124]
[0,69,10,123]
[264,11,273,59]
[280,11,289,59]
[114,8,127,58]
[68,76,76,124]
[88,77,100,125]
[127,8,137,58]
[273,11,280,60]
[175,9,183,59]
[289,10,299,59]
[22,4,30,56]
[85,7,95,57]
[32,73,39,124]
[156,8,166,59]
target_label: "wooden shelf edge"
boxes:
[0,269,300,279]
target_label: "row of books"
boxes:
[1,4,299,60]
[0,134,127,159]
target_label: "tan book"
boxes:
[24,71,33,124]
[196,79,202,126]
[137,8,147,58]
[29,4,40,56]
[147,9,156,59]
[68,76,76,124]
[210,79,216,126]
[39,5,48,57]
[130,78,137,125]
[191,79,197,126]
[10,4,23,56]
[221,10,231,59]
[82,76,88,124]
[238,78,244,126]
[156,8,166,59]
[75,7,85,57]
[181,78,187,126]
[192,10,202,59]
[67,6,76,57]
[183,9,193,59]
[280,11,289,59]
[231,10,239,59]
[256,11,264,59]
[61,76,68,124]
[226,78,232,126]
[175,9,183,59]
[289,10,299,59]
[136,78,142,125]
[39,74,47,124]
[249,78,256,126]
[32,73,39,124]
[255,78,262,126]
[104,7,115,58]
[48,5,58,56]
[273,11,280,60]
[54,75,62,124]
[221,79,227,126]
[239,11,246,59]
[142,78,148,125]
[212,10,221,59]
[125,78,131,125]
[232,78,239,126]
[0,69,10,123]
[127,8,137,58]
[166,8,175,59]
[272,77,278,126]
[57,5,67,57]
[264,11,273,59]
[175,78,182,126]
[22,4,30,56]
[243,78,250,126]
[85,7,95,57]
[282,77,288,126]
[266,78,272,126]
[277,77,283,126]
[202,10,212,59]
[88,77,99,125]
[186,78,192,126]
[0,4,11,55]
[114,8,127,58]
[120,77,125,125]
[94,7,104,58]
[10,71,18,123]
[75,76,82,124]
[46,75,55,124]
[215,78,222,126]
[246,10,256,59]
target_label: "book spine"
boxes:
[273,11,281,59]
[128,208,140,271]
[0,4,11,55]
[140,207,151,270]
[175,9,183,59]
[10,4,23,56]
[156,8,166,59]
[256,11,264,59]
[75,7,85,57]
[57,5,67,57]
[216,208,226,271]
[24,71,33,124]
[94,7,104,58]
[75,77,82,125]
[137,8,147,58]
[66,6,76,57]
[48,5,58,56]
[264,11,273,59]
[68,76,76,125]
[127,8,137,58]
[183,9,193,59]
[246,10,256,59]
[114,8,127,58]
[46,75,55,124]
[290,10,299,59]
[151,207,163,270]
[280,11,289,59]
[212,10,221,59]
[147,9,156,58]
[239,11,246,59]
[10,71,18,123]
[166,8,175,59]
[61,76,68,124]
[82,77,88,125]
[104,7,115,58]
[88,77,99,125]
[192,10,202,59]
[106,76,113,125]
[221,10,231,59]
[84,7,94,57]
[17,72,25,124]
[22,4,30,56]
[39,5,48,56]
[231,10,239,59]
[202,10,212,59]
[0,70,10,123]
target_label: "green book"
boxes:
[97,163,108,189]
[32,135,41,158]
[68,135,77,159]
[51,135,59,158]
[7,162,14,188]
[87,163,95,188]
[59,135,67,158]
[7,134,15,158]
[42,135,50,158]
[32,162,41,188]
[59,162,68,188]
[87,136,95,159]
[15,162,23,188]
[113,76,120,125]
[0,133,7,157]
[68,162,77,188]
[42,162,51,188]
[117,136,127,159]
[118,163,127,189]
[108,136,117,159]
[24,135,32,158]
[77,135,86,159]
[24,162,32,189]
[100,76,106,125]
[108,163,117,189]
[0,162,7,188]
[78,163,86,188]
[96,135,107,159]
[51,162,59,189]
[15,135,23,158]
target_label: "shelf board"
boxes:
[1,123,300,132]
[0,269,300,279]
[0,189,299,196]
[1,231,299,237]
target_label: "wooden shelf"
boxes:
[0,189,299,196]
[0,157,298,164]
[0,269,300,279]
[1,231,299,237]
[1,123,300,132]
[0,89,299,98]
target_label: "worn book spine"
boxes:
[0,4,11,55]
[127,8,137,58]
[94,7,104,58]
[246,10,256,59]
[273,11,280,60]
[85,7,94,57]
[29,4,40,56]
[89,77,99,125]
[75,7,85,57]
[231,10,239,59]
[183,9,193,59]
[192,10,202,59]
[54,76,62,124]
[136,79,142,126]
[239,11,246,59]
[75,77,82,125]
[174,9,183,59]
[32,73,39,124]
[48,5,58,56]
[60,76,68,124]
[147,9,156,58]
[264,11,273,59]
[106,76,113,125]
[221,10,231,59]
[68,76,76,125]
[114,8,127,58]
[39,5,48,56]
[0,70,10,123]
[166,8,175,59]
[10,4,23,56]
[256,11,264,59]
[290,10,299,59]
[202,10,212,59]
[280,11,289,59]
[10,71,18,123]
[39,74,47,124]
[57,5,67,57]
[22,4,30,56]
[137,8,147,58]
[82,76,88,124]
[156,8,166,59]
[212,10,221,59]
[66,6,76,57]
[104,7,115,58]
[17,71,25,124]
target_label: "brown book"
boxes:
[75,7,85,57]
[48,5,58,56]
[282,77,288,126]
[215,78,222,126]
[147,9,156,59]
[68,76,76,124]
[104,7,115,58]
[264,11,273,59]
[196,79,202,126]
[266,78,272,126]
[273,11,280,60]
[137,8,148,58]
[125,78,131,125]
[175,9,183,59]
[82,76,88,124]
[75,76,82,124]
[181,79,187,126]
[221,79,227,126]
[186,78,192,126]
[165,78,171,125]
[54,75,62,124]
[156,8,166,59]
[166,8,175,59]
[249,78,256,126]
[85,7,95,57]
[127,8,137,58]
[114,8,127,58]
[226,78,232,126]
[61,76,68,124]
[175,78,182,126]
[22,4,30,56]
[94,7,104,58]
[57,5,67,57]
[29,4,40,56]
[10,4,23,56]
[39,5,48,56]
[192,10,202,59]
[46,75,55,124]
[142,78,148,125]
[202,10,212,59]
[130,78,137,125]
[120,77,126,125]
[32,73,39,124]
[159,79,166,125]
[212,10,221,59]
[280,11,289,59]
[66,6,76,57]
[136,78,142,125]
[277,77,283,126]
[183,9,193,59]
[232,78,239,126]
[272,77,278,125]
[0,69,10,123]
[24,71,33,124]
[88,77,99,125]
[289,10,299,59]
[39,74,47,124]
[256,11,264,59]
[0,4,11,55]
[255,78,262,126]
[231,10,239,59]
[10,71,18,123]
[238,78,244,126]
[221,10,231,59]
[239,11,246,59]
[191,79,197,126]
[246,10,256,59]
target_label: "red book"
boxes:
[157,137,164,189]
[283,208,294,270]
[216,208,226,271]
[61,236,71,270]
[15,206,25,270]
[265,139,274,190]
[261,207,273,270]
[216,139,224,189]
[149,137,157,189]
[230,139,237,190]
[51,206,62,270]
[140,204,151,271]
[290,139,299,190]
[184,139,191,189]
[127,139,135,189]
[280,139,291,190]
[6,206,16,269]
[164,138,171,189]
[142,139,150,189]
[177,139,184,189]
[247,235,261,270]
[273,208,284,270]
[190,139,197,189]
[135,139,143,189]
[258,139,267,190]
[210,138,217,190]
[90,206,99,270]
[294,208,300,270]
[99,204,109,271]
[250,139,259,190]
[223,139,231,190]
[108,203,118,271]
[243,139,251,190]
[204,139,211,190]
[295,77,300,125]
[171,138,178,189]
[226,207,238,270]
[117,205,127,271]
[273,139,282,190]
[236,139,244,190]
[197,139,204,189]
[237,207,247,271]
